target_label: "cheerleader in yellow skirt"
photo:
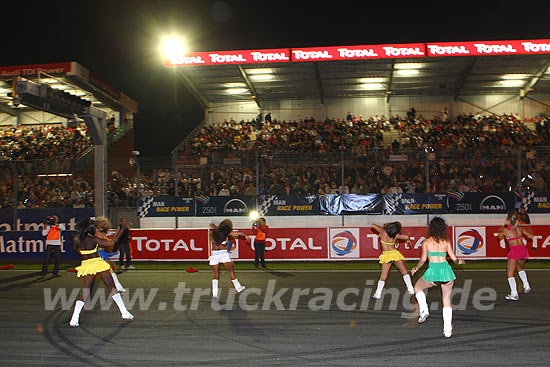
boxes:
[69,217,134,327]
[372,222,414,299]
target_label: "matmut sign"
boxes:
[427,39,550,57]
[164,48,290,66]
[291,43,426,61]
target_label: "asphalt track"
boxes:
[1,267,549,366]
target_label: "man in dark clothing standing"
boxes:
[117,218,134,270]
[252,218,269,268]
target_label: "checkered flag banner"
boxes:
[257,195,277,217]
[384,193,402,215]
[137,196,155,218]
[517,191,535,210]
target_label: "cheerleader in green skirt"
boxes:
[411,217,465,338]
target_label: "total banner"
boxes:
[3,225,550,261]
[454,225,550,259]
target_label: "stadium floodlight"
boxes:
[161,36,185,62]
[250,74,273,81]
[501,74,530,80]
[359,83,385,90]
[226,88,248,94]
[249,210,259,221]
[395,69,420,76]
[394,63,423,70]
[499,80,525,86]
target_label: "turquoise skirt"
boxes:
[422,261,456,283]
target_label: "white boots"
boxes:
[69,293,133,327]
[212,278,245,298]
[415,291,453,338]
[69,300,85,327]
[372,275,414,300]
[415,291,430,323]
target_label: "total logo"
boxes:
[329,228,360,259]
[455,227,486,257]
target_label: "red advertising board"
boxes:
[232,227,328,260]
[291,43,426,62]
[427,39,550,57]
[456,225,550,259]
[164,48,290,66]
[129,229,209,260]
[127,226,550,261]
[0,62,73,79]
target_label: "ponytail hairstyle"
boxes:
[506,210,519,230]
[427,217,449,243]
[94,216,110,233]
[73,217,96,251]
[212,219,233,244]
[384,221,402,239]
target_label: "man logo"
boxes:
[455,227,486,257]
[329,228,360,258]
[223,199,248,214]
[479,195,506,212]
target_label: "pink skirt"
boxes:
[508,245,529,260]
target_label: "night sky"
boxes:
[3,0,549,156]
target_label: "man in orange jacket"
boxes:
[40,215,65,278]
[252,217,269,268]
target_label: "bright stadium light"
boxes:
[161,36,185,61]
[394,63,423,69]
[249,210,259,221]
[226,88,248,94]
[250,74,273,81]
[359,83,385,90]
[499,80,525,86]
[395,69,420,76]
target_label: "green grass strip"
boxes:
[4,260,550,271]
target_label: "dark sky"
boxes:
[4,0,549,157]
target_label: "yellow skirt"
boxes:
[379,249,405,264]
[75,257,111,277]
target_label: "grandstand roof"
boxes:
[0,62,138,117]
[167,40,550,108]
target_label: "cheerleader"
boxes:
[69,218,134,327]
[411,217,465,338]
[209,219,246,298]
[371,222,414,299]
[94,216,126,293]
[497,210,535,301]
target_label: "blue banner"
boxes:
[516,192,550,213]
[384,193,448,215]
[447,192,515,214]
[0,208,93,231]
[138,196,195,217]
[194,195,256,217]
[257,195,320,216]
[0,230,80,261]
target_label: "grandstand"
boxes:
[0,62,137,215]
[1,41,550,221]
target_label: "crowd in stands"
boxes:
[0,124,91,161]
[0,112,549,209]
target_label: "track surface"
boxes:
[1,268,549,366]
